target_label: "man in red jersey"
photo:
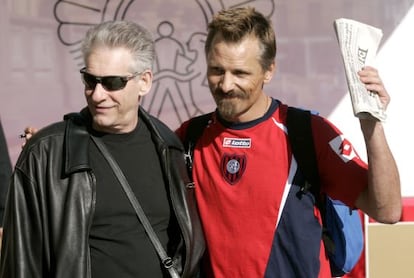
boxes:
[176,6,401,278]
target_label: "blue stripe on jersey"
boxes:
[264,171,322,278]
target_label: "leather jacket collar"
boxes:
[62,107,184,176]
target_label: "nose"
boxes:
[219,72,235,93]
[87,83,107,101]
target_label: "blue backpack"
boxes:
[287,107,364,276]
[183,107,364,277]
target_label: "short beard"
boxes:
[217,100,237,120]
[213,89,247,121]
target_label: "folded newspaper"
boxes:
[334,18,386,121]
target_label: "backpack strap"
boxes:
[286,107,321,200]
[183,112,213,179]
[286,107,337,253]
[287,107,363,275]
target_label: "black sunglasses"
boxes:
[80,67,141,91]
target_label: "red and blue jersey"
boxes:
[176,99,368,278]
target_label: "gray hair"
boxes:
[81,21,155,72]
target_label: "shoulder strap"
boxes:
[91,136,180,278]
[287,107,336,250]
[286,107,321,199]
[286,107,337,249]
[183,112,213,179]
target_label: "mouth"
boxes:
[92,105,113,114]
[216,94,244,103]
[214,89,245,98]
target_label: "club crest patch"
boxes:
[221,153,247,185]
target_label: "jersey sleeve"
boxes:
[311,114,368,207]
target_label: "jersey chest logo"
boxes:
[223,137,252,148]
[221,153,247,185]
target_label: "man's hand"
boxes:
[21,126,38,148]
[358,66,390,111]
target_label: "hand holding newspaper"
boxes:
[334,18,386,121]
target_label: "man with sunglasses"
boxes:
[0,21,204,278]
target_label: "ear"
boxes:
[137,70,153,97]
[264,61,276,84]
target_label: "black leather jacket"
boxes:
[0,120,12,223]
[0,108,205,278]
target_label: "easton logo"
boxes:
[223,138,252,148]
